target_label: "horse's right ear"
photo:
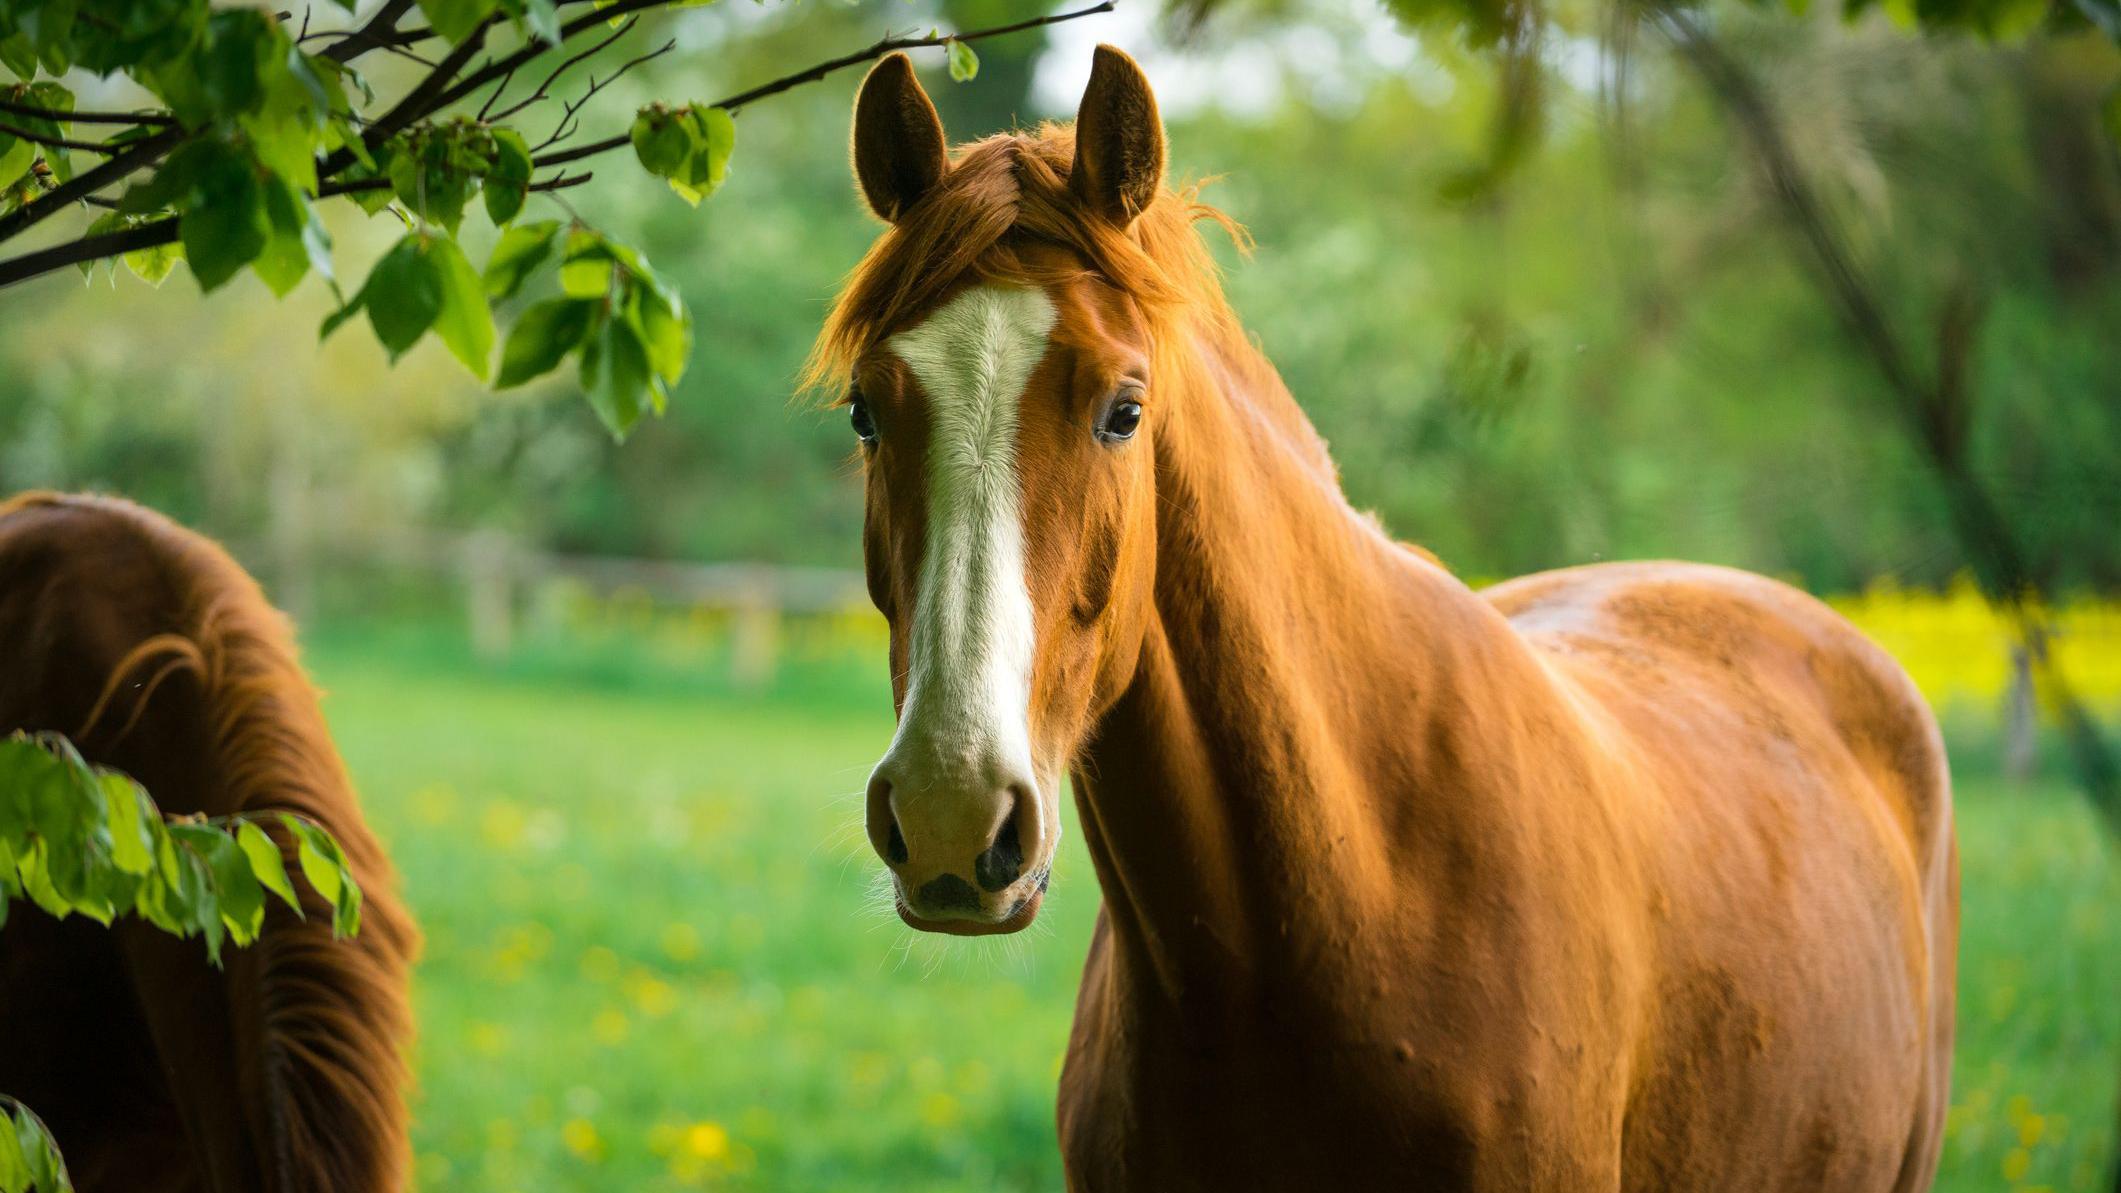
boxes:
[852,53,947,223]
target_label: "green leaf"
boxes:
[388,127,476,234]
[496,297,596,388]
[521,0,562,43]
[557,227,614,298]
[430,235,494,379]
[177,142,270,292]
[362,233,446,359]
[251,176,320,297]
[483,218,559,299]
[123,232,183,287]
[0,131,35,191]
[282,815,359,938]
[627,280,690,389]
[668,105,734,206]
[319,290,366,341]
[0,34,37,83]
[484,127,531,226]
[629,107,689,178]
[236,821,302,916]
[0,1100,27,1193]
[946,38,979,83]
[418,0,499,45]
[10,1101,63,1193]
[579,309,652,439]
[100,773,155,876]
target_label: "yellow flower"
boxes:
[919,1091,960,1129]
[684,1121,730,1163]
[580,946,621,983]
[591,1008,629,1045]
[660,922,701,962]
[561,1117,605,1162]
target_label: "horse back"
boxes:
[1488,560,1956,1192]
[0,492,416,1193]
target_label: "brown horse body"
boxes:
[822,48,1956,1191]
[0,492,415,1193]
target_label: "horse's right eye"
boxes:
[849,396,878,445]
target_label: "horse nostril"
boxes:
[975,803,1025,892]
[886,816,908,865]
[918,873,981,912]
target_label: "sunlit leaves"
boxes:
[323,230,492,375]
[497,296,597,387]
[483,219,561,300]
[430,235,496,379]
[0,82,73,188]
[419,0,501,46]
[491,226,687,438]
[0,1097,70,1193]
[630,102,735,206]
[485,128,533,226]
[0,732,363,966]
[946,38,979,83]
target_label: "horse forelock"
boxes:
[805,123,1247,406]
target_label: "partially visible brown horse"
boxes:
[814,48,1957,1191]
[0,492,416,1193]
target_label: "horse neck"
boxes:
[1070,317,1540,1003]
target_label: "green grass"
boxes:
[305,634,2119,1192]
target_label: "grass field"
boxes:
[305,628,2119,1192]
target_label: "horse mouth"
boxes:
[896,869,1049,936]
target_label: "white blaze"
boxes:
[883,285,1054,795]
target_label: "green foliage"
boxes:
[946,38,981,83]
[630,103,736,207]
[0,731,363,960]
[493,225,690,438]
[0,1097,70,1193]
[0,0,758,441]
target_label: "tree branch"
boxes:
[0,98,174,127]
[0,128,181,245]
[0,215,175,287]
[0,0,1115,285]
[532,0,1118,169]
[0,120,124,154]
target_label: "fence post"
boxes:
[730,570,781,691]
[462,531,516,664]
[2004,641,2036,785]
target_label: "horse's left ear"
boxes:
[1070,45,1165,227]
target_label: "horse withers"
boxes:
[814,47,1956,1192]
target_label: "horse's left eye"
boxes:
[849,395,878,444]
[1098,397,1143,442]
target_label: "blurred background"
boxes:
[2,0,2118,1188]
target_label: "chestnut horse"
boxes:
[814,48,1957,1192]
[0,492,416,1192]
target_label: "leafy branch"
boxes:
[0,732,365,958]
[0,0,1116,437]
[0,1095,69,1193]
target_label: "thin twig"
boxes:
[0,98,175,127]
[0,120,122,154]
[0,216,176,287]
[533,37,675,151]
[490,16,641,125]
[0,128,181,244]
[533,0,1117,169]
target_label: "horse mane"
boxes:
[804,123,1249,401]
[0,491,417,1193]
